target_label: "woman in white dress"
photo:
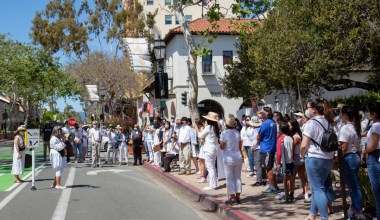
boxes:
[197,112,220,191]
[11,125,27,183]
[50,126,67,189]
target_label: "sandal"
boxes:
[14,180,24,183]
[224,198,237,205]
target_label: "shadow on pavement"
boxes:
[67,184,101,189]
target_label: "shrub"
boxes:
[358,168,376,209]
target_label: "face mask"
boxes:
[297,118,302,124]
[242,121,246,126]
[258,113,263,119]
[134,128,138,131]
[305,109,311,119]
[93,125,97,128]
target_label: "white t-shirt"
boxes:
[366,122,380,150]
[220,129,242,165]
[338,123,360,154]
[90,128,101,143]
[302,115,335,159]
[240,126,256,147]
[153,129,161,146]
[283,136,294,164]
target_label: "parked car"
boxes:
[100,135,109,152]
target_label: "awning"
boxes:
[123,38,152,74]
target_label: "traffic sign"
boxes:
[27,129,40,148]
[68,118,76,127]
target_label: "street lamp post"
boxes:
[100,84,106,126]
[153,36,167,119]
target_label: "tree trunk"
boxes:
[173,1,199,121]
[296,79,304,113]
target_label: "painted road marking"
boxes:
[86,169,131,176]
[5,163,46,192]
[51,167,76,220]
[0,166,44,211]
[0,174,4,176]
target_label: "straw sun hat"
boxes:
[225,117,237,128]
[202,112,219,122]
[17,125,27,133]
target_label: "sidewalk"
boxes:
[143,161,346,220]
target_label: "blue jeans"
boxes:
[144,141,150,158]
[305,157,333,219]
[343,152,362,213]
[367,150,380,220]
[73,142,83,161]
[244,146,254,173]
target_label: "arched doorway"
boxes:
[198,100,224,119]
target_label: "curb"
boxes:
[143,163,255,220]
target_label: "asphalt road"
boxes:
[0,161,222,220]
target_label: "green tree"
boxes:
[31,0,151,57]
[63,104,81,120]
[222,0,380,107]
[0,34,79,127]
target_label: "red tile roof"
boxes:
[164,18,260,43]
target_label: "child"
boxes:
[276,122,295,201]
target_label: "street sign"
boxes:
[68,118,76,127]
[27,129,40,148]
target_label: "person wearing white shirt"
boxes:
[163,135,180,172]
[188,118,200,174]
[89,122,102,168]
[143,124,154,163]
[362,102,380,220]
[300,99,334,220]
[73,123,83,163]
[153,123,162,167]
[178,117,192,175]
[240,116,256,178]
[197,112,220,191]
[49,126,67,189]
[220,117,243,204]
[106,125,119,164]
[81,124,89,161]
[249,116,265,187]
[338,106,362,217]
[62,121,73,163]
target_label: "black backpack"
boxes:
[310,119,339,152]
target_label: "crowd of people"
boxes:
[141,99,380,220]
[10,99,380,219]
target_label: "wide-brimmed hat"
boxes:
[294,112,304,117]
[225,117,237,128]
[109,124,114,128]
[17,125,27,132]
[115,125,122,130]
[202,112,219,122]
[249,116,262,127]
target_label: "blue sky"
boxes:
[0,1,84,112]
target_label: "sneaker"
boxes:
[275,192,285,200]
[55,186,67,189]
[262,187,280,194]
[304,197,311,203]
[198,177,207,183]
[252,182,262,186]
[246,172,255,178]
[203,186,215,191]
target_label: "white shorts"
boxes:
[191,144,199,158]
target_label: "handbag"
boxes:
[153,145,161,153]
[58,149,66,157]
[24,154,32,168]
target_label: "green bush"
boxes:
[358,168,376,209]
[330,91,380,110]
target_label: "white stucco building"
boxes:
[140,18,253,121]
[139,0,235,37]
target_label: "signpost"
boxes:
[68,118,77,127]
[27,129,40,191]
